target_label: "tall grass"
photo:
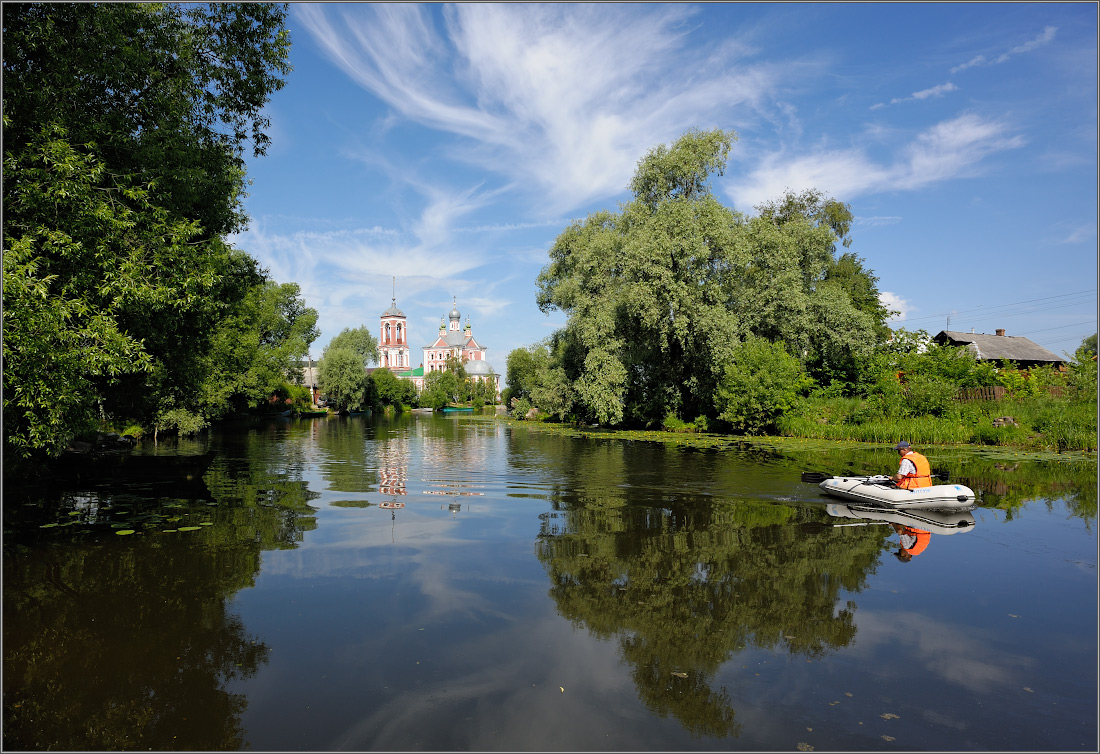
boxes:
[777,394,1097,450]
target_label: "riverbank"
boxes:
[493,415,1096,463]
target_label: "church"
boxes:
[378,293,500,395]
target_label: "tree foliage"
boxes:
[2,3,296,462]
[327,326,380,368]
[318,349,368,412]
[716,337,811,434]
[371,367,418,411]
[197,279,319,418]
[420,356,469,409]
[532,130,890,427]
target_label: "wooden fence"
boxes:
[956,386,1006,402]
[956,385,1077,401]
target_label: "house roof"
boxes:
[934,330,1064,364]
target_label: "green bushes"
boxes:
[777,391,1096,451]
[716,337,812,434]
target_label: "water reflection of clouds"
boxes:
[326,615,640,751]
[854,610,1034,694]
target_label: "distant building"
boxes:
[379,297,411,371]
[375,293,499,395]
[934,329,1066,369]
[421,298,501,393]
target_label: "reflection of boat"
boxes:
[380,501,405,509]
[825,502,976,536]
[813,474,976,510]
[441,406,474,413]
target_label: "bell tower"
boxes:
[380,277,410,370]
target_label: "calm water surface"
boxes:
[4,413,1097,751]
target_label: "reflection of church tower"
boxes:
[379,278,409,371]
[378,439,407,497]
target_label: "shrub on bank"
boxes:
[776,392,1096,451]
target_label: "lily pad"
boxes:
[177,526,201,532]
[115,530,136,536]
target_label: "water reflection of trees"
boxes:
[523,434,885,739]
[3,419,321,750]
[4,536,268,750]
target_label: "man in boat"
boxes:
[891,441,932,489]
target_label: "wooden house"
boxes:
[933,329,1066,369]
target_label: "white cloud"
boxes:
[951,26,1057,72]
[872,81,957,110]
[911,81,958,101]
[295,3,786,215]
[950,55,987,74]
[726,113,1025,210]
[1057,224,1096,245]
[880,291,911,321]
[855,216,903,228]
[855,610,1034,695]
[996,25,1058,63]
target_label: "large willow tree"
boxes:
[3,3,303,462]
[534,129,888,427]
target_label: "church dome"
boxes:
[466,360,494,376]
[449,304,461,321]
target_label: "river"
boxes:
[3,413,1097,751]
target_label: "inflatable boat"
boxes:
[806,473,977,510]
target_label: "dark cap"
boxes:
[894,441,911,450]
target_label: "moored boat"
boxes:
[809,474,977,510]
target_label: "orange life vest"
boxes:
[898,450,932,489]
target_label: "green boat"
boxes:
[297,409,328,417]
[441,406,474,413]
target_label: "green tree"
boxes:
[327,326,379,367]
[715,337,811,434]
[536,129,743,426]
[2,3,292,463]
[535,130,886,427]
[1078,333,1097,358]
[505,342,572,420]
[196,277,319,419]
[420,356,469,409]
[371,367,417,411]
[3,2,291,237]
[318,349,368,412]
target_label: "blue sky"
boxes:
[233,3,1098,372]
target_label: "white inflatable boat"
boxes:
[810,474,977,510]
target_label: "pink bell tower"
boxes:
[379,277,410,371]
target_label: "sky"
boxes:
[232,3,1098,374]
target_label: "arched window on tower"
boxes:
[384,323,391,343]
[396,323,402,343]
